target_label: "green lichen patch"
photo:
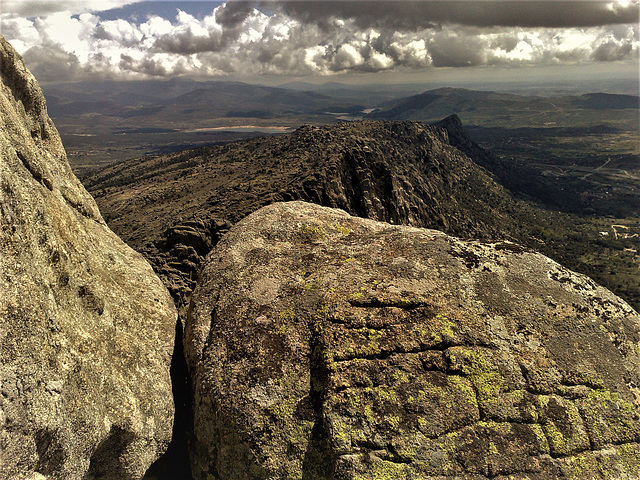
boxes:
[577,389,640,449]
[611,442,640,477]
[434,312,456,342]
[557,443,640,480]
[537,395,590,456]
[356,458,409,480]
[278,306,295,322]
[298,277,323,291]
[327,359,481,450]
[331,326,385,360]
[334,223,351,236]
[557,451,602,479]
[327,317,451,362]
[411,374,480,438]
[446,347,506,410]
[290,224,326,243]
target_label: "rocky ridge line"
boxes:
[85,118,528,314]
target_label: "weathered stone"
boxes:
[186,201,640,479]
[0,36,177,479]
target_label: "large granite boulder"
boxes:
[0,36,177,479]
[186,201,640,479]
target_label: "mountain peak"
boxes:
[434,113,472,147]
[436,112,464,129]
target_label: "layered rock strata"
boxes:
[186,201,640,479]
[0,36,177,479]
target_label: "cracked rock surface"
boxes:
[186,201,640,480]
[0,36,177,479]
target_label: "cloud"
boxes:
[1,1,638,82]
[2,0,138,17]
[427,32,487,67]
[21,44,83,82]
[273,0,640,29]
[215,1,255,27]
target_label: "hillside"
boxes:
[42,79,366,172]
[84,118,640,312]
[85,118,526,304]
[367,87,639,127]
[368,87,640,217]
[44,82,639,213]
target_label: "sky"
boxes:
[1,0,638,86]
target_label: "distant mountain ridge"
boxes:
[45,80,639,125]
[42,79,639,177]
[367,87,639,125]
[44,78,365,120]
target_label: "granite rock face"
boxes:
[186,201,640,480]
[0,36,177,479]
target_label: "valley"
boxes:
[42,80,640,312]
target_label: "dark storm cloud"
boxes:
[154,27,234,54]
[3,1,638,82]
[591,38,635,60]
[271,1,639,29]
[120,53,168,76]
[22,45,82,81]
[427,33,487,67]
[215,1,256,27]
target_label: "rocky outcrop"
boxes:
[85,119,527,310]
[186,201,640,479]
[0,36,177,479]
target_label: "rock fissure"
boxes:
[14,148,53,192]
[346,297,435,310]
[302,315,338,480]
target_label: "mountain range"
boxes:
[43,81,638,219]
[367,87,638,127]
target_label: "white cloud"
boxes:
[2,0,138,17]
[95,18,144,47]
[369,52,393,70]
[332,43,364,71]
[1,2,638,82]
